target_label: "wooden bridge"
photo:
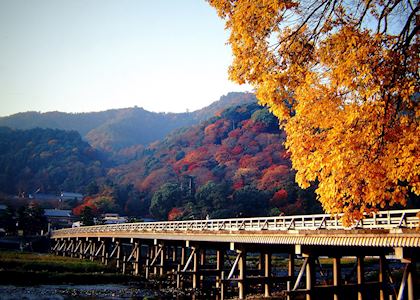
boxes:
[51,209,420,300]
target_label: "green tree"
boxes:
[195,181,230,217]
[0,205,16,235]
[150,183,182,220]
[251,109,279,132]
[86,181,99,195]
[95,197,119,213]
[80,206,95,226]
[233,186,270,217]
[15,204,47,235]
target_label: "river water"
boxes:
[0,284,208,300]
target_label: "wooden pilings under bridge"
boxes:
[51,209,420,299]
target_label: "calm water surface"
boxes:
[0,284,200,300]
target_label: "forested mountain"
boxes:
[0,95,321,220]
[0,127,105,195]
[93,102,321,219]
[0,92,256,152]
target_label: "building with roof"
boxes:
[60,192,84,201]
[44,209,74,229]
[101,213,127,224]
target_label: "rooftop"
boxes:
[44,209,72,217]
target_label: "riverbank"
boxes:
[0,251,134,285]
[0,251,215,299]
[0,284,164,299]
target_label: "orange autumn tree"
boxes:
[208,0,419,223]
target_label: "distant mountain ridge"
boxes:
[0,99,322,219]
[0,127,105,195]
[0,92,256,151]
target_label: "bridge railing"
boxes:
[52,209,419,237]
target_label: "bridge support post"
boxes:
[67,239,73,257]
[83,240,89,260]
[176,264,181,288]
[238,250,246,300]
[159,243,165,276]
[68,239,75,258]
[181,246,186,265]
[71,239,77,257]
[101,240,106,264]
[122,255,126,274]
[57,239,63,256]
[172,246,177,267]
[258,252,264,272]
[220,271,225,300]
[379,254,387,300]
[73,239,81,258]
[287,251,295,300]
[146,245,154,278]
[132,242,140,276]
[59,239,63,256]
[62,239,67,257]
[396,249,417,300]
[165,245,169,260]
[116,241,121,270]
[216,249,223,289]
[79,240,85,259]
[192,247,199,289]
[200,248,206,285]
[66,239,70,257]
[153,245,158,275]
[305,255,315,300]
[176,245,186,288]
[145,258,150,279]
[82,239,88,259]
[84,239,90,259]
[146,242,166,278]
[264,251,272,297]
[333,256,341,300]
[90,240,95,261]
[170,246,178,281]
[357,256,364,300]
[406,261,415,300]
[51,240,58,254]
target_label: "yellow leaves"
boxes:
[318,28,386,101]
[286,91,418,219]
[208,0,419,222]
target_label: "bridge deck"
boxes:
[51,209,420,248]
[51,209,420,300]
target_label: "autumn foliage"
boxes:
[73,185,122,216]
[208,0,419,223]
[167,207,184,221]
[110,103,321,219]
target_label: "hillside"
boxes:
[0,96,320,220]
[99,102,321,219]
[0,92,257,152]
[0,127,105,196]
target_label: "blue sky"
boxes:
[0,0,250,117]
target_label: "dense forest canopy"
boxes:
[105,103,320,219]
[0,98,321,220]
[0,127,105,195]
[208,0,419,223]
